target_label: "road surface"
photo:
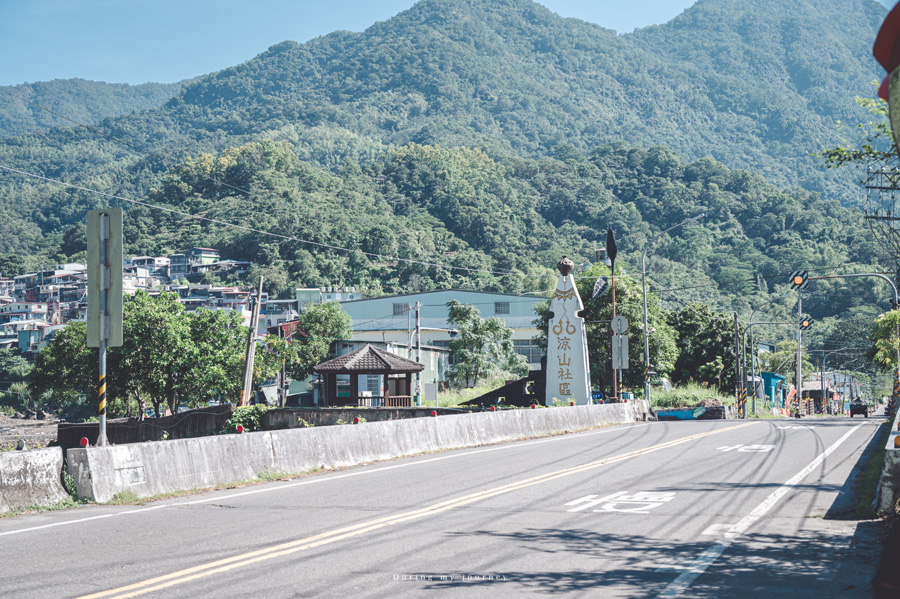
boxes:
[0,414,886,598]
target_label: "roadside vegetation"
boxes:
[649,383,732,409]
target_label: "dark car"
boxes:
[849,400,867,417]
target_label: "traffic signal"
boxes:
[789,270,809,291]
[799,317,813,331]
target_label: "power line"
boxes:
[0,87,254,199]
[0,163,526,279]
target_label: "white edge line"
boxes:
[1,421,654,537]
[655,423,864,599]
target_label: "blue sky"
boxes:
[1,0,893,87]
[0,0,702,86]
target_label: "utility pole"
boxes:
[796,291,803,415]
[240,276,264,406]
[87,208,123,447]
[733,313,743,418]
[819,358,826,414]
[415,301,425,407]
[279,324,287,408]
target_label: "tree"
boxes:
[285,302,353,381]
[30,291,253,419]
[446,299,528,388]
[29,322,97,419]
[871,310,900,372]
[668,303,740,390]
[0,348,34,412]
[757,341,814,387]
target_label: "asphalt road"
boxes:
[0,413,888,598]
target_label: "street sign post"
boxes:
[612,334,629,370]
[86,208,123,447]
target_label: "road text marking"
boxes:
[78,423,756,599]
[566,491,676,514]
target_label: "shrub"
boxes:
[651,383,729,409]
[222,404,269,433]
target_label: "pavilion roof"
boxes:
[313,344,424,374]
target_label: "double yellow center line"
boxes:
[79,422,755,598]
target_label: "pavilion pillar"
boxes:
[350,373,359,407]
[385,373,391,407]
[405,373,412,406]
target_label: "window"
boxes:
[494,301,510,315]
[393,303,411,316]
[514,339,544,364]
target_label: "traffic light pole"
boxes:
[809,273,900,370]
[796,292,803,415]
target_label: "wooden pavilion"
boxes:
[312,344,425,407]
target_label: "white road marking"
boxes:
[0,422,651,537]
[567,491,676,513]
[700,524,731,536]
[656,424,864,599]
[716,444,774,453]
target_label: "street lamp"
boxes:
[642,213,705,402]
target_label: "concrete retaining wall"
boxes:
[58,404,235,447]
[877,407,900,513]
[0,447,69,513]
[262,407,462,428]
[68,400,652,503]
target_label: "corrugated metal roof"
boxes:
[314,344,424,374]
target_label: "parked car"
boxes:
[849,400,867,417]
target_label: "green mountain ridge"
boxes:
[0,79,187,138]
[0,0,889,327]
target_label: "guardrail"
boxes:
[876,406,900,513]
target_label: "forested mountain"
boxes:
[0,0,889,321]
[98,139,884,322]
[0,79,185,138]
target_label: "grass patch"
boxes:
[0,497,81,518]
[651,383,732,409]
[852,421,892,520]
[437,375,515,407]
[749,410,779,419]
[108,490,142,505]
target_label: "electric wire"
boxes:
[0,163,524,278]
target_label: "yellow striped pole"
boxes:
[99,373,107,417]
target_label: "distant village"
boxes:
[0,246,365,357]
[0,246,547,407]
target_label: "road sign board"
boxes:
[87,208,123,347]
[612,333,629,369]
[610,315,628,334]
[592,276,609,300]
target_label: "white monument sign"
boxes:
[546,256,591,405]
